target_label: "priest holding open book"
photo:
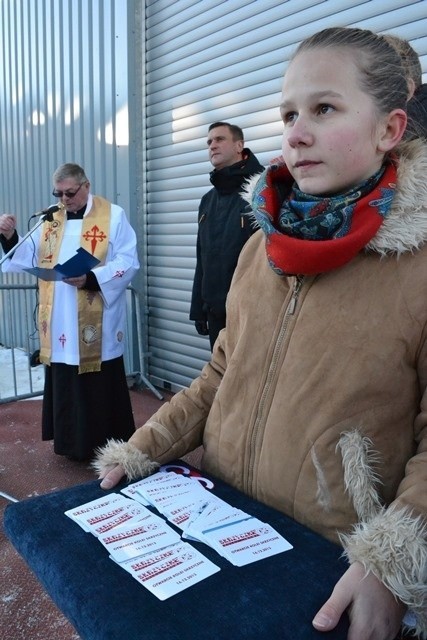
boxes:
[0,162,139,460]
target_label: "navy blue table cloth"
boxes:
[3,463,349,640]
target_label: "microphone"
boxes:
[31,202,65,219]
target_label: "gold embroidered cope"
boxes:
[38,196,111,373]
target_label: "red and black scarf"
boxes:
[249,160,398,275]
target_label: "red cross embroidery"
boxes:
[59,334,66,348]
[113,270,125,278]
[82,225,107,254]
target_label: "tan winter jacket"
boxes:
[95,140,427,637]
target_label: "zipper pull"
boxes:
[287,276,303,315]
[287,295,297,315]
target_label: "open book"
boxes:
[24,247,100,281]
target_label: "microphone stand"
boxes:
[0,210,54,267]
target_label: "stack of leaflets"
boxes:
[65,469,292,600]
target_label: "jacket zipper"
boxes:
[247,275,305,496]
[286,275,304,315]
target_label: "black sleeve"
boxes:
[83,270,101,291]
[0,229,19,253]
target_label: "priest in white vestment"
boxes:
[0,163,139,460]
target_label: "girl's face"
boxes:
[281,49,392,196]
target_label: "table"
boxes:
[3,463,349,639]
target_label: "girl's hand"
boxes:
[312,561,406,640]
[99,464,126,490]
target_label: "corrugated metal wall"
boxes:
[0,0,141,363]
[1,0,426,394]
[0,0,133,216]
[144,0,427,391]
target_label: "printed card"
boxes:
[162,497,210,532]
[159,464,215,490]
[65,493,127,532]
[183,498,249,544]
[125,541,220,600]
[120,480,152,505]
[147,485,208,514]
[131,471,182,492]
[85,502,158,538]
[66,467,294,599]
[136,484,208,516]
[203,517,293,566]
[135,475,204,509]
[98,516,181,563]
[112,541,186,574]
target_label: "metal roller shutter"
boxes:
[144,0,427,390]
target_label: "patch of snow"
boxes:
[0,346,44,400]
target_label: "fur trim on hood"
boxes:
[92,439,159,480]
[368,140,427,256]
[242,139,427,256]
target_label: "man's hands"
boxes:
[98,464,126,490]
[195,320,209,336]
[0,214,17,239]
[312,561,406,640]
[63,274,88,289]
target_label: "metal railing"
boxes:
[0,283,162,404]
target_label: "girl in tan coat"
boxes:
[94,27,427,640]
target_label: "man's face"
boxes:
[207,126,244,170]
[52,178,90,212]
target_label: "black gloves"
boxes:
[195,320,209,336]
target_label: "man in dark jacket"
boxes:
[190,122,263,350]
